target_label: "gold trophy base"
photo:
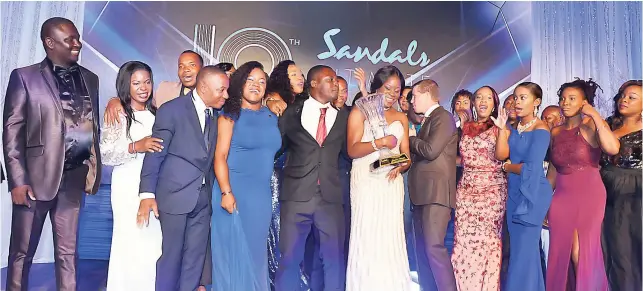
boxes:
[370,153,411,173]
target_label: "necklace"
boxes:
[517,118,537,134]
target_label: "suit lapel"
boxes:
[206,110,218,160]
[294,102,318,144]
[39,60,63,116]
[323,107,345,145]
[184,93,207,152]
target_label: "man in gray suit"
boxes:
[408,79,458,291]
[3,17,101,291]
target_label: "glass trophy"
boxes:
[354,93,410,173]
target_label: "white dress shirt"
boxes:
[301,97,338,139]
[139,91,210,199]
[424,104,441,118]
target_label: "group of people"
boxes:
[3,17,641,291]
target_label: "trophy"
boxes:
[354,93,410,173]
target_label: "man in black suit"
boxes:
[275,65,348,291]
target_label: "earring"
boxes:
[534,105,538,117]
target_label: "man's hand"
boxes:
[104,97,124,126]
[137,198,159,227]
[11,185,35,207]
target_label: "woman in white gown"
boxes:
[100,61,163,291]
[346,65,412,291]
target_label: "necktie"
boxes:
[204,109,212,149]
[316,108,328,146]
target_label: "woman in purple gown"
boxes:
[546,79,620,291]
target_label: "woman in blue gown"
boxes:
[491,82,552,291]
[211,61,282,291]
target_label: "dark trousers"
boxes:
[156,186,211,291]
[412,204,457,291]
[6,166,88,291]
[275,188,346,291]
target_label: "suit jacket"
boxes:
[139,93,217,215]
[279,98,349,203]
[408,106,458,208]
[153,81,183,108]
[3,59,101,199]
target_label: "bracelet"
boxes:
[221,190,232,196]
[129,142,135,154]
[371,140,378,151]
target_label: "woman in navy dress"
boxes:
[211,61,281,291]
[491,82,552,291]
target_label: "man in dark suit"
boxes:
[274,65,348,291]
[408,79,458,291]
[3,17,102,291]
[137,66,228,291]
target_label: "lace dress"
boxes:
[100,111,162,291]
[600,130,642,291]
[451,125,507,291]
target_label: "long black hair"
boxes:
[610,80,643,130]
[266,60,306,104]
[370,65,405,93]
[115,61,156,139]
[223,61,265,121]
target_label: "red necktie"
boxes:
[316,108,328,146]
[316,108,327,185]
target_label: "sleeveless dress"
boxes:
[210,107,282,291]
[600,130,642,291]
[346,120,412,291]
[547,126,608,291]
[451,125,507,290]
[100,111,162,291]
[504,128,552,291]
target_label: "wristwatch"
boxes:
[502,160,511,172]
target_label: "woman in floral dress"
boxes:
[451,86,507,290]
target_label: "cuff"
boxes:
[139,192,156,199]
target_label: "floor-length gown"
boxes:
[504,127,552,291]
[101,111,162,291]
[210,107,281,291]
[452,125,507,290]
[346,120,411,291]
[601,130,642,291]
[547,126,608,290]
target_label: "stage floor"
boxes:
[1,260,109,291]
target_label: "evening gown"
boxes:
[100,111,162,291]
[504,127,552,291]
[547,126,608,290]
[346,120,411,291]
[452,125,507,290]
[600,130,642,291]
[210,107,281,291]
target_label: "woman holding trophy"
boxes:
[345,66,413,290]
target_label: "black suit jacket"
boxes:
[139,94,217,214]
[408,106,458,208]
[3,59,101,199]
[278,98,349,203]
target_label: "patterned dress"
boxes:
[451,124,507,291]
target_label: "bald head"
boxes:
[541,105,564,129]
[40,17,74,42]
[195,66,229,109]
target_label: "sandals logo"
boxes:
[317,28,431,67]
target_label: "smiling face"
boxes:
[558,87,587,118]
[129,69,152,108]
[474,87,495,120]
[45,22,82,66]
[177,52,202,89]
[618,84,643,117]
[287,64,305,94]
[242,68,267,105]
[377,75,402,109]
[310,67,338,103]
[334,78,349,108]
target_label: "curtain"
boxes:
[1,1,85,269]
[531,1,642,117]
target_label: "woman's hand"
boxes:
[266,93,288,116]
[376,135,398,150]
[221,193,237,214]
[353,68,368,96]
[490,108,509,129]
[134,136,164,153]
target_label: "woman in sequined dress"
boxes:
[601,80,642,291]
[263,60,309,289]
[451,86,507,290]
[546,79,619,291]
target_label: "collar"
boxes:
[192,89,209,112]
[306,95,332,109]
[45,57,78,72]
[424,104,440,117]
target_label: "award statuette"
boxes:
[354,93,410,173]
